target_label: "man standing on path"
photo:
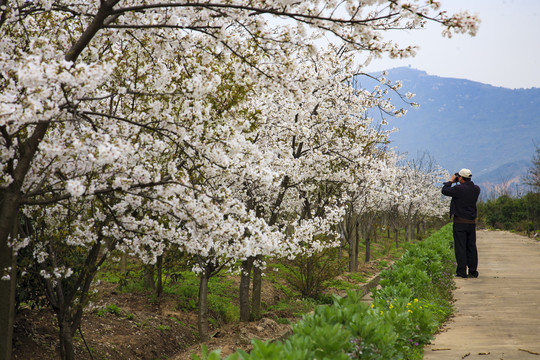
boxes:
[442,168,481,279]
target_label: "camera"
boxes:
[453,172,460,183]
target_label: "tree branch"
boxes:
[65,0,121,62]
[19,177,173,206]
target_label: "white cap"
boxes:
[458,168,472,178]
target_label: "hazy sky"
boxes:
[364,0,540,89]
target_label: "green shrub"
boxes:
[478,192,540,233]
[282,246,343,299]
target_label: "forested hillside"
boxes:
[361,67,540,192]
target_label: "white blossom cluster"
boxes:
[1,1,474,283]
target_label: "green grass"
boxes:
[96,304,123,317]
[162,272,239,325]
[169,316,192,328]
[346,271,370,283]
[156,324,171,331]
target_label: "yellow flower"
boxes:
[408,309,413,313]
[420,306,423,309]
[413,298,419,303]
[406,303,411,307]
[380,311,384,315]
[371,303,374,308]
[389,304,394,309]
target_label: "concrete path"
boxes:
[424,230,540,360]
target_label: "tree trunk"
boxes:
[120,252,127,273]
[0,231,16,360]
[404,225,408,242]
[0,193,23,360]
[348,226,357,272]
[394,227,399,248]
[251,261,262,321]
[156,255,163,297]
[46,240,105,360]
[239,258,253,322]
[365,232,371,263]
[198,270,211,342]
[143,264,155,290]
[0,198,20,360]
[354,221,360,270]
[58,316,76,360]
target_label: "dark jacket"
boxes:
[442,181,481,220]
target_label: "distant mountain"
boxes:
[358,67,540,194]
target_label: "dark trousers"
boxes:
[453,223,478,277]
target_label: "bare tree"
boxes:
[524,143,540,192]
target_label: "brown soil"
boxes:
[12,284,200,360]
[11,260,387,360]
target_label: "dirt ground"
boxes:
[11,261,384,360]
[12,284,200,360]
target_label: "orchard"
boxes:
[0,1,478,359]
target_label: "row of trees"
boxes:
[0,1,478,359]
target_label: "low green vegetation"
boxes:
[157,324,171,332]
[95,304,123,317]
[195,224,456,359]
[84,224,429,336]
